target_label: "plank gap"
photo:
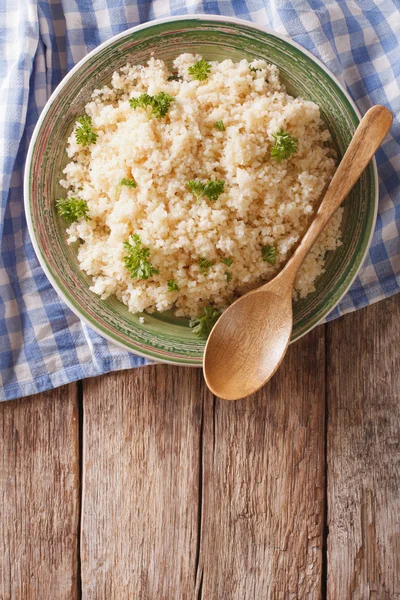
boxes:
[77,381,84,600]
[321,323,329,600]
[194,395,204,598]
[197,568,204,600]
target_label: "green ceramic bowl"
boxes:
[25,15,378,365]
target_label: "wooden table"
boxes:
[1,295,399,599]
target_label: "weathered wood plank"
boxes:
[81,365,209,599]
[198,326,326,599]
[0,385,80,600]
[327,296,400,599]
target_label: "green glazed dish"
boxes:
[25,15,378,365]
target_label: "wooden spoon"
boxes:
[204,105,393,401]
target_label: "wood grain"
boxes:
[0,385,80,600]
[2,296,399,599]
[326,295,400,599]
[80,365,210,599]
[199,326,326,599]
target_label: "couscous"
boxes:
[58,54,342,322]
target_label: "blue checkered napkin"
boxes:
[0,1,399,401]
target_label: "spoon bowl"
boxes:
[204,283,293,400]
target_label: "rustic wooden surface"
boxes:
[81,366,207,598]
[1,296,400,599]
[326,295,400,599]
[199,327,326,599]
[0,385,80,600]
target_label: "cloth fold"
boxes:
[0,0,399,401]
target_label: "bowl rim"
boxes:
[24,14,378,366]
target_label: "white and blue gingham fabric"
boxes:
[0,1,399,401]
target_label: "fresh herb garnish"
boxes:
[129,93,152,110]
[167,279,180,292]
[214,120,225,131]
[190,305,220,338]
[261,245,277,265]
[56,197,90,222]
[225,271,232,283]
[199,257,214,275]
[75,115,97,146]
[186,180,205,200]
[119,177,137,188]
[123,234,160,280]
[187,179,225,203]
[150,92,175,118]
[203,180,225,202]
[221,257,233,267]
[188,59,211,81]
[270,128,298,163]
[129,92,174,118]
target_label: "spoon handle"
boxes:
[282,105,392,278]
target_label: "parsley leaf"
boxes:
[214,120,225,131]
[221,257,233,267]
[123,234,160,280]
[270,128,298,163]
[187,179,225,203]
[56,197,90,222]
[186,180,206,200]
[262,245,277,265]
[190,305,220,338]
[75,115,98,146]
[203,180,224,202]
[151,92,175,118]
[199,257,214,275]
[120,177,137,188]
[225,271,232,283]
[188,59,211,81]
[129,92,174,118]
[129,93,153,110]
[167,279,180,292]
